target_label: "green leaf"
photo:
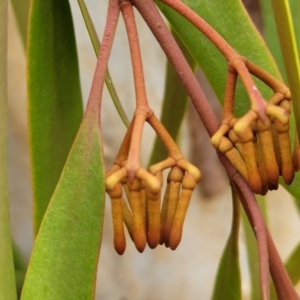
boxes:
[270,241,300,300]
[0,1,18,299]
[268,0,300,139]
[260,0,287,82]
[284,242,300,286]
[157,0,281,117]
[10,0,31,48]
[243,210,260,300]
[281,173,300,206]
[149,29,195,165]
[13,242,27,297]
[21,115,105,300]
[261,0,300,216]
[260,0,299,83]
[211,187,241,300]
[28,0,83,234]
[242,195,267,300]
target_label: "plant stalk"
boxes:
[78,0,129,127]
[85,0,120,121]
[0,0,17,298]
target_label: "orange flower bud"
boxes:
[160,166,184,247]
[107,183,126,255]
[169,172,196,250]
[255,135,269,195]
[274,119,294,185]
[255,118,279,188]
[145,172,162,249]
[237,128,262,194]
[127,179,147,252]
[122,199,134,241]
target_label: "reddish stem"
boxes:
[159,0,237,60]
[232,171,270,300]
[85,0,120,121]
[131,0,219,137]
[267,230,300,300]
[120,0,152,180]
[120,0,149,109]
[230,157,299,299]
[222,68,237,120]
[245,60,290,96]
[148,113,183,160]
[231,59,267,121]
[126,112,147,181]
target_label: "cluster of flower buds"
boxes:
[106,156,201,255]
[211,91,298,195]
[105,117,201,255]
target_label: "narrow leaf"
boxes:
[10,0,30,48]
[28,0,83,234]
[77,0,129,127]
[261,0,300,219]
[157,0,282,117]
[260,0,287,82]
[13,242,26,297]
[269,0,300,140]
[242,195,267,300]
[285,242,300,286]
[281,173,300,206]
[0,0,17,298]
[149,29,195,165]
[21,116,105,300]
[270,241,300,299]
[22,0,119,296]
[211,187,241,300]
[290,1,300,54]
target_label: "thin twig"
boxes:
[85,0,120,119]
[267,229,300,300]
[78,0,129,126]
[120,0,151,180]
[231,171,270,300]
[131,0,219,137]
[120,0,149,108]
[159,0,237,60]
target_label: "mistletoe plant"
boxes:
[1,0,300,299]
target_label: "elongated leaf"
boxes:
[290,1,300,54]
[21,116,105,299]
[10,0,30,47]
[157,0,281,117]
[281,173,300,206]
[0,1,17,299]
[270,241,300,300]
[261,0,300,226]
[77,0,129,127]
[211,187,241,300]
[260,0,287,82]
[243,195,267,300]
[13,242,27,297]
[269,0,300,140]
[28,0,83,234]
[149,29,195,165]
[243,210,260,300]
[284,242,300,286]
[260,0,300,83]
